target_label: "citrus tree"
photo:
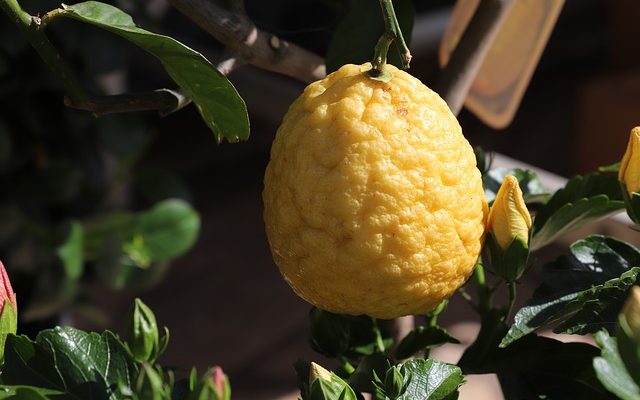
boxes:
[0,0,639,399]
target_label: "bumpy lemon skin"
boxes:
[263,63,488,319]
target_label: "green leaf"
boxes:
[484,167,548,204]
[459,321,606,399]
[531,173,624,250]
[3,328,138,399]
[348,353,389,394]
[502,235,640,346]
[325,0,414,73]
[0,301,17,362]
[395,326,459,360]
[397,359,463,400]
[137,199,200,262]
[56,221,84,279]
[309,309,391,358]
[0,386,62,400]
[309,308,351,358]
[60,1,249,142]
[594,331,640,400]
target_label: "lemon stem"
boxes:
[368,0,412,78]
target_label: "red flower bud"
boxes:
[0,261,16,312]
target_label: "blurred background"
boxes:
[1,0,639,398]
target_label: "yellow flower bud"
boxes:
[309,362,332,384]
[488,175,532,249]
[622,286,640,339]
[619,127,640,195]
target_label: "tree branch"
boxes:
[65,89,190,117]
[168,0,326,83]
[1,0,87,102]
[434,0,516,116]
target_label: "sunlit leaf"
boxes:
[60,1,249,142]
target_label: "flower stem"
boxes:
[368,0,411,78]
[474,258,491,313]
[506,282,517,320]
[339,356,355,374]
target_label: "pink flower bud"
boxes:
[208,366,230,399]
[0,261,16,312]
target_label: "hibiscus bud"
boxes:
[383,366,406,399]
[486,176,532,282]
[619,127,640,224]
[308,362,357,399]
[619,127,640,195]
[622,286,640,337]
[309,362,333,385]
[488,176,532,249]
[618,286,640,384]
[125,298,159,363]
[0,261,17,362]
[207,366,230,400]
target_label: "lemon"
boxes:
[263,63,487,319]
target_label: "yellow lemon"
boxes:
[263,63,487,319]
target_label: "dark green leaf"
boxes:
[531,173,624,250]
[502,235,640,346]
[3,328,138,399]
[395,326,459,360]
[137,199,200,262]
[348,353,389,394]
[497,369,613,400]
[56,221,84,280]
[0,386,62,400]
[458,309,508,373]
[594,331,640,400]
[325,0,414,73]
[484,167,548,204]
[459,310,608,398]
[61,1,249,142]
[397,359,463,400]
[309,309,391,358]
[462,331,606,398]
[309,308,351,358]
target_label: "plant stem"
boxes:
[427,299,448,327]
[474,259,491,314]
[0,0,87,102]
[371,317,386,353]
[506,282,517,320]
[369,0,411,76]
[339,356,355,374]
[457,287,478,313]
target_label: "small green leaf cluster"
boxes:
[300,306,464,400]
[0,298,230,400]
